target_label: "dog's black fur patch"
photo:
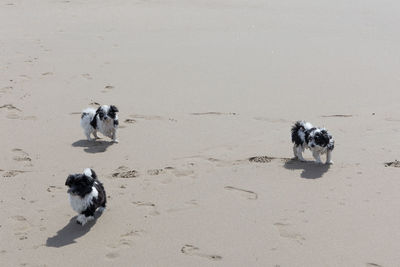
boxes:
[291,121,305,146]
[90,114,97,129]
[109,105,118,119]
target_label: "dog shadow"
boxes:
[283,158,331,179]
[72,139,114,153]
[46,212,102,248]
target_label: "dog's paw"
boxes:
[112,139,119,143]
[326,160,334,165]
[97,207,105,213]
[76,214,94,226]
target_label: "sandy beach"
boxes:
[1,0,400,266]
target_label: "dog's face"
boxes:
[312,129,332,148]
[65,174,94,198]
[96,105,118,122]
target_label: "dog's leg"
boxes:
[85,131,93,141]
[93,130,99,139]
[76,205,96,226]
[111,129,119,143]
[76,214,94,226]
[312,150,322,164]
[97,196,106,213]
[97,207,105,213]
[296,146,306,161]
[293,145,298,159]
[326,150,334,164]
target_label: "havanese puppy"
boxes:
[65,168,106,226]
[80,105,119,142]
[291,121,334,164]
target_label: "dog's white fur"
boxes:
[80,106,118,142]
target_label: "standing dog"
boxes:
[80,105,119,142]
[65,168,106,225]
[291,121,334,164]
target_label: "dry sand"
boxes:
[1,0,400,266]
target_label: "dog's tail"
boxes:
[83,168,98,180]
[291,121,306,145]
[81,108,95,119]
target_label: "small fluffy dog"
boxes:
[65,168,106,225]
[291,121,334,164]
[80,105,119,142]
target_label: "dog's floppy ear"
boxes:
[110,105,118,113]
[82,174,94,186]
[65,175,74,186]
[95,106,102,114]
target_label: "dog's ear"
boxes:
[65,175,74,186]
[95,106,102,115]
[110,105,118,113]
[82,176,94,187]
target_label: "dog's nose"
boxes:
[311,144,315,148]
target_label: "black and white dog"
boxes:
[291,121,334,164]
[65,168,107,225]
[81,105,119,142]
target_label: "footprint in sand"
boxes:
[224,186,258,200]
[101,85,114,93]
[181,244,222,261]
[12,215,27,222]
[46,185,63,193]
[19,74,31,80]
[41,72,53,76]
[145,165,195,180]
[147,169,167,176]
[274,222,305,244]
[171,168,195,177]
[384,160,400,167]
[0,104,36,120]
[0,104,21,111]
[107,229,145,251]
[3,170,27,178]
[12,215,30,241]
[132,201,159,216]
[249,156,274,163]
[105,252,119,259]
[124,119,136,124]
[12,148,32,166]
[81,73,92,80]
[0,86,12,95]
[111,166,139,178]
[249,156,291,163]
